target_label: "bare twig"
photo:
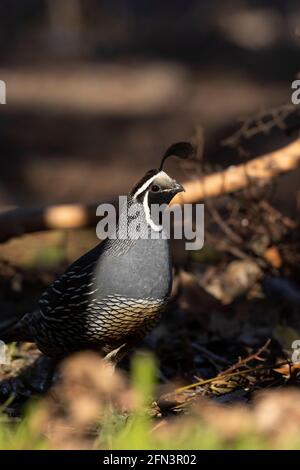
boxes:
[222,104,295,151]
[206,199,244,245]
[220,339,271,376]
[175,358,290,394]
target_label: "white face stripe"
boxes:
[143,190,163,232]
[132,171,168,199]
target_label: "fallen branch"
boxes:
[0,204,101,243]
[173,138,300,204]
[0,139,300,243]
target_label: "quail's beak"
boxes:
[171,181,185,195]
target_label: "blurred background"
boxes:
[0,0,299,207]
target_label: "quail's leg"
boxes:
[103,343,128,365]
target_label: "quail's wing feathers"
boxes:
[38,241,106,319]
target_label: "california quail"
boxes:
[0,143,194,362]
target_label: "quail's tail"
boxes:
[0,310,34,343]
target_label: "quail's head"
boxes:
[130,142,195,206]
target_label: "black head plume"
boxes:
[159,142,196,171]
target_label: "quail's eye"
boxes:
[151,184,160,192]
